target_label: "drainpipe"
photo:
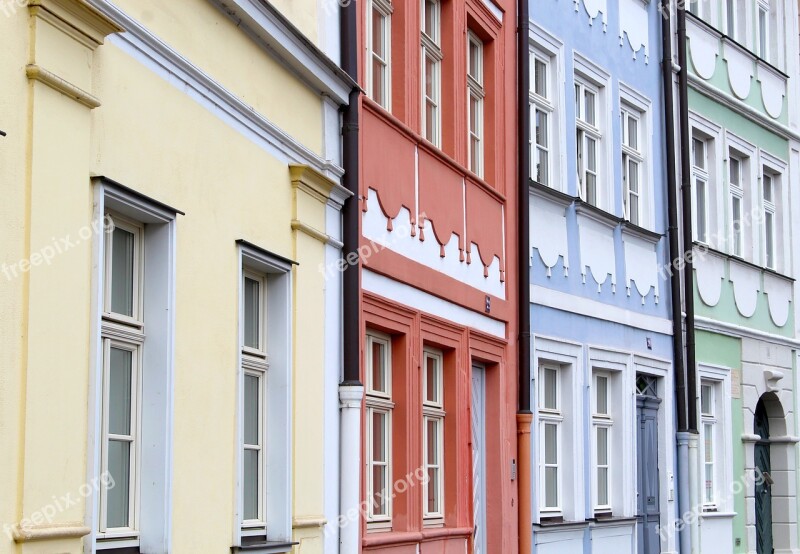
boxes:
[339,1,364,553]
[517,0,533,552]
[677,4,700,552]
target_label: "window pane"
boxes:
[244,374,259,446]
[425,55,435,98]
[372,57,385,105]
[536,110,549,148]
[108,347,132,436]
[765,211,774,268]
[537,146,549,186]
[543,368,558,410]
[705,463,714,503]
[534,59,547,98]
[730,157,740,186]
[597,426,608,465]
[243,448,259,520]
[545,466,558,507]
[732,197,742,256]
[371,340,386,394]
[372,410,386,463]
[627,116,638,150]
[597,467,609,506]
[764,174,773,202]
[704,423,714,463]
[701,384,712,415]
[106,439,131,528]
[726,0,735,36]
[469,40,481,81]
[544,423,558,464]
[372,9,384,57]
[586,136,597,171]
[373,464,387,515]
[696,179,707,242]
[426,418,439,464]
[586,172,597,206]
[759,8,767,57]
[693,138,705,169]
[426,100,436,142]
[427,467,440,513]
[596,376,608,415]
[244,277,260,350]
[110,227,135,317]
[426,355,439,404]
[584,90,596,126]
[424,0,437,41]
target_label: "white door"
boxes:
[471,364,487,554]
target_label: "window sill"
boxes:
[574,199,623,230]
[621,221,662,244]
[96,548,139,554]
[529,179,578,208]
[534,518,588,530]
[231,541,298,554]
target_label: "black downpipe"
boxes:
[677,6,698,433]
[662,2,688,433]
[518,0,531,414]
[341,0,361,386]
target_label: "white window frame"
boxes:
[761,169,777,270]
[757,0,770,60]
[538,364,563,514]
[366,0,392,110]
[573,54,611,212]
[240,268,269,533]
[757,151,787,273]
[620,83,654,230]
[728,154,744,258]
[696,364,733,514]
[421,0,442,146]
[422,347,445,525]
[530,25,565,192]
[102,214,144,329]
[700,381,718,508]
[467,31,485,177]
[592,371,613,512]
[366,332,393,527]
[692,134,711,244]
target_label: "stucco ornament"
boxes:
[728,260,761,318]
[694,250,725,307]
[579,0,608,30]
[623,233,659,304]
[757,64,786,119]
[687,25,718,80]
[532,199,569,277]
[577,214,616,293]
[723,42,753,100]
[763,273,792,328]
[619,0,649,63]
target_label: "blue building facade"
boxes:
[527,0,678,552]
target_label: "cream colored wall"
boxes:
[1,0,336,553]
[110,0,324,157]
[270,0,320,46]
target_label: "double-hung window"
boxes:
[367,0,392,109]
[592,372,613,512]
[692,136,710,243]
[366,333,393,526]
[729,155,744,257]
[531,50,553,186]
[422,348,445,524]
[575,78,601,207]
[701,382,718,508]
[467,32,485,177]
[762,171,776,269]
[421,0,442,146]
[241,271,268,531]
[99,213,144,542]
[538,365,562,514]
[621,107,643,226]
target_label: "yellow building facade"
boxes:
[0,1,354,553]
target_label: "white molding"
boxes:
[86,0,345,180]
[480,0,503,22]
[531,284,673,335]
[694,315,800,348]
[362,270,505,338]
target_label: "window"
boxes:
[689,0,711,22]
[575,77,602,208]
[692,136,710,243]
[729,155,744,257]
[422,348,445,523]
[467,32,484,177]
[757,0,769,60]
[621,107,643,226]
[99,213,144,540]
[241,270,268,529]
[700,382,717,507]
[762,170,776,269]
[367,0,392,109]
[592,372,612,511]
[531,50,553,186]
[366,333,393,525]
[538,365,562,513]
[421,0,442,146]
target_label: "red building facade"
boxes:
[356,0,519,552]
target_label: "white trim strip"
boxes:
[87,0,344,179]
[531,284,673,335]
[694,315,800,348]
[363,270,506,338]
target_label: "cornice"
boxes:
[30,0,123,49]
[289,163,352,209]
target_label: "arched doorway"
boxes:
[754,398,773,554]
